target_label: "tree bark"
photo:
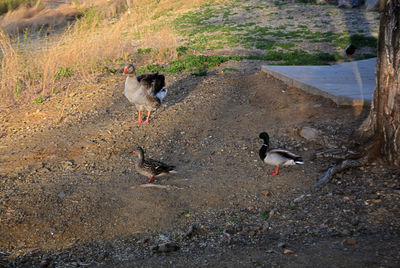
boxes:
[367,0,400,166]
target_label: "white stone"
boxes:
[299,126,320,141]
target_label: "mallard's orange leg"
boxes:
[270,166,279,176]
[135,110,143,124]
[141,111,151,125]
[145,176,155,184]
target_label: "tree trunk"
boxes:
[368,0,400,166]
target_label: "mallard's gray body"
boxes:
[258,132,304,175]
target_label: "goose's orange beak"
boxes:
[123,67,128,74]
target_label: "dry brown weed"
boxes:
[0,0,222,107]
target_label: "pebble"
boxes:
[58,191,66,199]
[151,242,180,253]
[299,126,320,141]
[40,259,50,267]
[341,229,350,235]
[343,238,357,246]
[96,254,105,262]
[283,249,294,254]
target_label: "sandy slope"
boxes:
[0,60,399,267]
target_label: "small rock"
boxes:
[40,259,50,268]
[183,224,202,239]
[299,126,320,141]
[343,238,357,246]
[283,249,294,254]
[293,194,305,203]
[269,208,277,217]
[341,229,350,235]
[58,191,66,199]
[261,190,272,197]
[278,242,286,248]
[61,160,75,170]
[37,167,50,173]
[96,254,105,262]
[151,242,180,253]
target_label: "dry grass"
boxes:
[0,0,223,107]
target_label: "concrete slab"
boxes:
[261,58,377,106]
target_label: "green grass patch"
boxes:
[246,50,340,65]
[55,67,73,80]
[0,0,37,15]
[287,204,295,210]
[138,49,341,76]
[355,53,376,60]
[350,34,378,48]
[181,210,191,217]
[137,55,240,74]
[191,66,208,76]
[226,217,239,225]
[259,211,269,220]
[255,39,276,50]
[175,6,221,28]
[334,34,377,49]
[222,67,238,72]
[33,96,43,104]
[137,48,153,54]
[277,42,296,49]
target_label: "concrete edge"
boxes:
[261,65,371,107]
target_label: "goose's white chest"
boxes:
[124,77,148,107]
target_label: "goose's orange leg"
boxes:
[145,176,155,184]
[141,111,151,125]
[135,110,142,124]
[270,166,279,176]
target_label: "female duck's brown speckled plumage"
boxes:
[123,64,168,125]
[130,147,177,184]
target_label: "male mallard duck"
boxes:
[123,64,168,125]
[259,132,304,175]
[130,147,177,184]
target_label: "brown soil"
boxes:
[0,60,399,267]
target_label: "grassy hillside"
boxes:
[0,0,379,108]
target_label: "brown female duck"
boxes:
[130,147,177,184]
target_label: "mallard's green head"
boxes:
[259,132,270,144]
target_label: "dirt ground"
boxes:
[0,60,399,267]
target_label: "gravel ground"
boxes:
[0,60,399,267]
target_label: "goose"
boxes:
[123,64,168,125]
[130,147,177,184]
[258,132,304,175]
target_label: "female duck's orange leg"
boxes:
[135,110,143,124]
[271,166,279,176]
[146,176,155,184]
[141,111,151,125]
